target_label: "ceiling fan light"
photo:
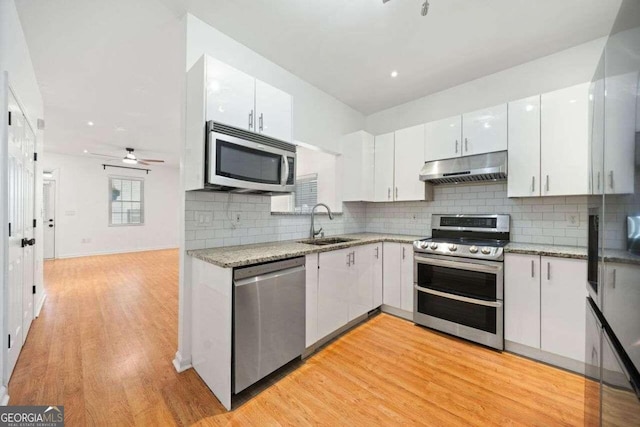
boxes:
[122,158,137,165]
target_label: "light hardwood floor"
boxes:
[9,250,588,426]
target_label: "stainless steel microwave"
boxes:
[206,121,296,193]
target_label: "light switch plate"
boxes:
[567,214,580,227]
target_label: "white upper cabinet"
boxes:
[204,56,256,131]
[255,79,293,142]
[508,96,541,197]
[394,124,426,201]
[589,70,605,195]
[541,82,591,196]
[374,132,395,202]
[462,104,508,156]
[424,115,461,161]
[341,131,375,202]
[603,72,637,194]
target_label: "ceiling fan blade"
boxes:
[137,160,151,166]
[139,158,165,163]
[88,152,121,159]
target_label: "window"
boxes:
[109,177,144,226]
[294,173,318,213]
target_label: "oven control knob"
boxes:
[469,245,478,253]
[448,244,457,252]
[429,242,439,250]
[420,241,429,249]
[481,247,492,255]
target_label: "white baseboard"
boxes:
[0,386,9,406]
[55,245,178,259]
[34,293,46,317]
[172,351,192,373]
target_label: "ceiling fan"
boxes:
[88,147,165,166]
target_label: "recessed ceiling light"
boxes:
[390,70,398,78]
[87,121,94,126]
[83,149,88,153]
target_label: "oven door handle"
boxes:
[414,285,503,308]
[414,256,502,274]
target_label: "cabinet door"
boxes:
[382,243,402,308]
[318,248,352,340]
[350,245,376,321]
[541,83,591,196]
[424,115,462,161]
[372,244,383,308]
[305,254,319,348]
[205,56,256,131]
[603,72,637,194]
[590,71,605,195]
[341,131,374,202]
[540,257,587,362]
[374,132,395,202]
[400,244,414,312]
[394,124,426,201]
[462,104,508,156]
[255,79,292,142]
[507,96,541,197]
[504,254,540,348]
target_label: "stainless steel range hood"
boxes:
[419,151,507,184]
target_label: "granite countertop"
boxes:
[187,233,422,268]
[504,243,588,260]
[602,249,640,266]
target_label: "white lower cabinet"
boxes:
[382,243,414,312]
[305,254,319,348]
[505,254,587,364]
[504,254,540,348]
[317,248,352,341]
[351,243,383,320]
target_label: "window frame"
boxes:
[108,176,145,227]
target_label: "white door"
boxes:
[507,96,541,197]
[317,248,351,340]
[255,79,292,142]
[371,243,383,309]
[400,244,414,312]
[540,257,587,362]
[541,83,591,196]
[204,56,256,131]
[382,243,401,308]
[424,115,462,161]
[462,104,508,156]
[22,123,35,343]
[350,245,374,321]
[305,254,319,348]
[394,124,426,201]
[6,88,26,379]
[504,254,540,348]
[373,132,395,202]
[43,180,55,259]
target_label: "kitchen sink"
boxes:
[299,237,356,246]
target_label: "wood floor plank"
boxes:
[8,250,588,426]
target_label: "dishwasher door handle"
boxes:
[234,265,306,287]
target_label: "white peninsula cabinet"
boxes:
[505,253,587,370]
[382,243,414,317]
[507,96,541,197]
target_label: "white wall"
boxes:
[42,152,179,258]
[185,14,364,153]
[0,0,44,403]
[365,38,607,135]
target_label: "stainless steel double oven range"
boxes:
[413,214,510,350]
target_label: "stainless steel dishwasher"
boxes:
[233,257,305,394]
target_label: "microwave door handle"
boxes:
[281,155,289,186]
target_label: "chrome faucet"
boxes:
[310,203,334,238]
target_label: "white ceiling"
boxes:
[16,0,621,161]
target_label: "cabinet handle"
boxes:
[455,140,458,153]
[395,187,398,199]
[592,347,597,363]
[465,138,468,152]
[352,251,356,265]
[259,113,264,132]
[545,175,550,192]
[402,247,406,260]
[609,171,614,190]
[248,110,254,130]
[388,187,391,200]
[612,268,616,289]
[346,253,351,266]
[597,171,601,191]
[375,247,379,259]
[531,260,534,278]
[547,262,551,280]
[531,176,535,193]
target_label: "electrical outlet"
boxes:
[236,214,241,223]
[196,212,213,225]
[567,214,580,227]
[81,238,92,244]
